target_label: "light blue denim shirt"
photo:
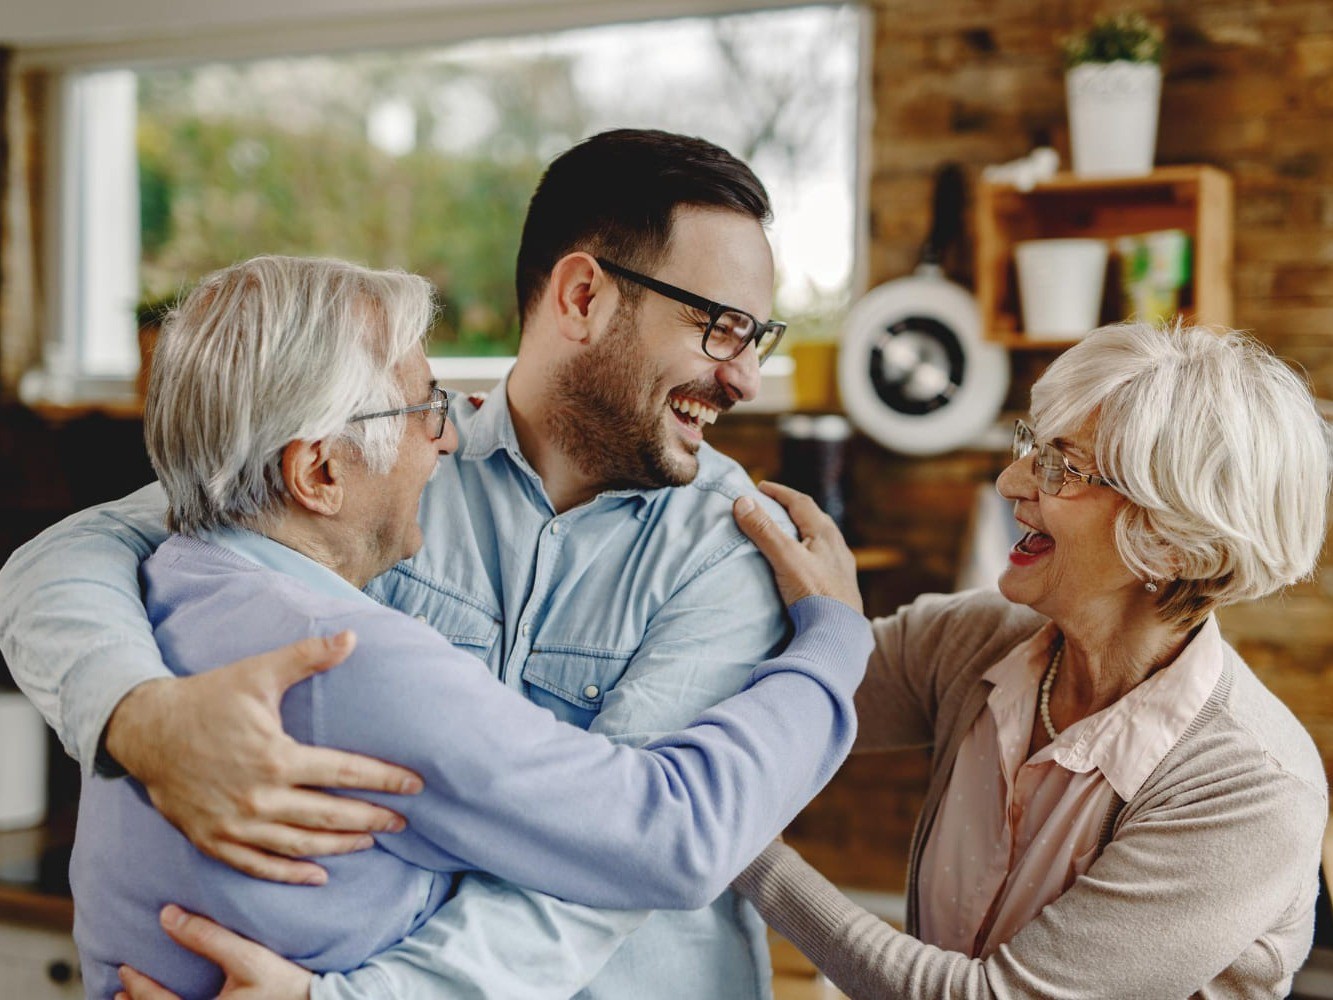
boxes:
[327,383,793,1000]
[0,378,797,1000]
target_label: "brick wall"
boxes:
[865,0,1333,392]
[753,0,1333,891]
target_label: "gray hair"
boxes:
[1031,321,1331,629]
[144,255,436,534]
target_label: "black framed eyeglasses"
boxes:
[596,257,787,365]
[1012,419,1118,496]
[350,382,449,440]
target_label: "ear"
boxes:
[281,439,344,516]
[548,252,619,346]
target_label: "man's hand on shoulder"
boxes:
[104,631,424,884]
[733,481,863,614]
[115,906,312,1000]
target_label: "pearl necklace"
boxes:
[1039,638,1065,741]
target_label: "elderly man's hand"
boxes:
[733,481,863,615]
[104,631,423,884]
[115,906,312,1000]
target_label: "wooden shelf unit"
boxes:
[975,165,1234,350]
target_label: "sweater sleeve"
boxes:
[317,595,872,911]
[854,590,1038,753]
[734,749,1327,999]
[732,840,904,986]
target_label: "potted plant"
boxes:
[1062,11,1165,177]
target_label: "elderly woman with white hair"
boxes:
[731,322,1331,999]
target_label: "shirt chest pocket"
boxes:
[520,647,632,730]
[389,587,502,667]
[437,607,503,663]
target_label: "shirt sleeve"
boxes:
[315,541,830,1000]
[733,755,1326,998]
[0,484,171,773]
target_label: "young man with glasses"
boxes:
[2,130,810,999]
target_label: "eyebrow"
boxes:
[406,379,438,407]
[1051,437,1106,477]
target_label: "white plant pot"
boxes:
[1015,238,1109,340]
[1066,61,1161,177]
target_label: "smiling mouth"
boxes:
[668,394,720,429]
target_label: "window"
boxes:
[40,4,865,402]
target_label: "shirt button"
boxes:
[550,522,562,535]
[414,615,427,623]
[521,622,531,637]
[583,684,600,699]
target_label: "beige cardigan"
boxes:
[733,589,1327,999]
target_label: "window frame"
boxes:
[15,0,871,413]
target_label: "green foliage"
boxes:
[135,290,182,328]
[131,10,859,358]
[1061,11,1164,67]
[137,73,545,355]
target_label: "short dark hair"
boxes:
[514,129,772,326]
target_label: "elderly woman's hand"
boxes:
[733,481,863,614]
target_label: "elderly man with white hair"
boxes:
[67,254,871,999]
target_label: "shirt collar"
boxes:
[457,374,532,469]
[1049,616,1223,799]
[980,616,1225,800]
[198,526,374,606]
[981,625,1059,757]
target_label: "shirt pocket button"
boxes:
[583,684,600,699]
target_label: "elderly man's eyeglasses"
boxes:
[1012,420,1118,496]
[595,257,787,365]
[351,383,449,440]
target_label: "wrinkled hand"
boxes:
[105,631,423,884]
[115,905,312,1000]
[733,481,863,614]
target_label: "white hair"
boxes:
[1031,321,1331,628]
[144,255,435,534]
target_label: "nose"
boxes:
[995,454,1035,501]
[716,343,762,403]
[437,418,460,456]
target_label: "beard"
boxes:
[545,303,722,492]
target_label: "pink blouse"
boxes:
[917,618,1223,958]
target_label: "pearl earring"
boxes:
[1145,580,1159,594]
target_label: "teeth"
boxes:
[669,396,719,426]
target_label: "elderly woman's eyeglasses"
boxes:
[350,383,449,440]
[595,257,787,365]
[1012,420,1118,496]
